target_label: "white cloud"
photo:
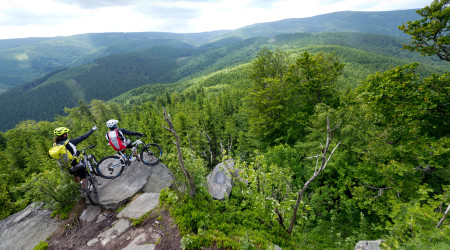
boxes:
[0,0,432,39]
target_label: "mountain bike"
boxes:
[96,135,162,179]
[56,144,100,204]
[77,145,100,205]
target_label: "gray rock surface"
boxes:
[118,193,161,220]
[0,202,59,250]
[207,159,236,200]
[97,161,152,210]
[143,163,174,193]
[122,232,156,250]
[96,218,131,246]
[355,239,384,250]
[80,205,102,222]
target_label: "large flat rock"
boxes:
[0,202,59,250]
[97,160,151,210]
[118,193,160,220]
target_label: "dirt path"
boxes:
[47,200,182,249]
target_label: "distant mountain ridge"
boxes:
[0,9,420,92]
[224,9,420,39]
[1,9,446,132]
[0,31,227,92]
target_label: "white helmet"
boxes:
[106,119,118,128]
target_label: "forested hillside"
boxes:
[0,31,448,132]
[0,2,449,249]
[0,32,226,93]
[0,8,419,94]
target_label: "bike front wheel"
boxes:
[97,155,125,179]
[88,154,99,176]
[85,175,99,205]
[140,143,162,166]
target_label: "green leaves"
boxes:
[246,49,344,145]
[399,0,450,61]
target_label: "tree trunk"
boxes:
[287,117,340,234]
[436,203,450,229]
[162,108,196,198]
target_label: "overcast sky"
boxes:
[0,0,431,40]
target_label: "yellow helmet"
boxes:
[54,127,69,136]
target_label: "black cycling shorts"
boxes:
[69,162,87,179]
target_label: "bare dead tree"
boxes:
[187,134,195,153]
[275,207,286,229]
[363,183,392,198]
[219,135,233,158]
[162,108,196,198]
[287,117,341,235]
[436,203,450,229]
[193,117,214,167]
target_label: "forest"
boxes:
[0,32,448,132]
[0,1,449,249]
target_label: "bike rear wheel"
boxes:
[140,143,162,166]
[97,155,125,179]
[84,175,99,205]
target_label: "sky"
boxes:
[0,0,432,40]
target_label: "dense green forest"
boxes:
[0,1,449,249]
[0,32,448,132]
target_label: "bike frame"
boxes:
[97,137,162,179]
[116,138,144,164]
[78,145,99,205]
[78,145,97,176]
[83,153,95,175]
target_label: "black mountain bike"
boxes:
[77,145,100,205]
[97,135,162,179]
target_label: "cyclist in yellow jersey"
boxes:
[53,126,97,185]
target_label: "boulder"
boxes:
[355,239,384,250]
[143,163,174,193]
[97,160,152,210]
[0,202,59,250]
[97,160,173,210]
[207,159,241,200]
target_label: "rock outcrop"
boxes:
[355,240,384,250]
[96,161,171,210]
[0,160,174,249]
[207,159,245,200]
[0,202,59,250]
[143,163,174,193]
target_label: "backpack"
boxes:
[48,140,80,170]
[106,129,127,151]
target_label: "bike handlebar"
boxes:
[80,144,97,151]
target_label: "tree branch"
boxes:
[363,183,392,198]
[274,207,286,229]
